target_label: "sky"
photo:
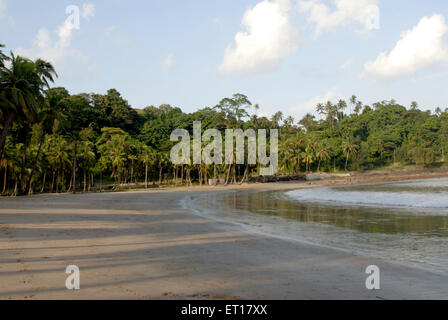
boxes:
[1,0,448,121]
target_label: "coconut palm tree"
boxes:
[0,54,39,164]
[0,137,15,195]
[302,149,314,173]
[24,89,63,194]
[342,139,359,171]
[0,54,56,194]
[47,135,71,192]
[0,44,7,66]
[140,145,153,188]
[157,152,169,185]
[78,140,95,192]
[316,141,331,172]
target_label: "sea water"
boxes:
[181,178,448,274]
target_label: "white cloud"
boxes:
[162,54,176,72]
[0,0,5,18]
[15,5,95,69]
[289,90,343,119]
[0,0,15,26]
[82,3,95,19]
[340,57,354,70]
[218,0,299,75]
[16,28,80,69]
[105,25,118,35]
[363,14,448,81]
[299,0,380,36]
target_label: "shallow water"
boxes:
[182,178,448,274]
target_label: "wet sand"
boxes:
[1,173,448,300]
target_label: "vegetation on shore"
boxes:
[1,44,448,196]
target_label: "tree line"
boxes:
[1,44,448,196]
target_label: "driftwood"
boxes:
[249,174,306,183]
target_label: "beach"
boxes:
[1,171,448,300]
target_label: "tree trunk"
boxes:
[25,133,45,195]
[19,126,31,195]
[145,163,148,188]
[68,172,73,192]
[225,164,232,185]
[239,165,249,185]
[40,171,46,193]
[51,171,55,193]
[56,172,59,193]
[73,141,77,194]
[180,165,184,185]
[158,166,163,185]
[0,114,14,165]
[2,165,7,195]
[12,180,18,197]
[84,170,87,192]
[187,168,192,186]
[131,162,134,185]
[28,179,33,195]
[345,154,349,171]
[61,169,65,192]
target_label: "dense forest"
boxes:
[1,44,448,196]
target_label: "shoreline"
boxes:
[4,166,448,199]
[0,172,447,299]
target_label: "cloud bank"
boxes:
[299,0,380,36]
[363,14,448,81]
[218,0,299,75]
[15,3,95,69]
[163,54,176,72]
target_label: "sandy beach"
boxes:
[1,170,448,300]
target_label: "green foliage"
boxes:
[2,44,448,195]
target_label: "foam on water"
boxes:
[285,178,448,213]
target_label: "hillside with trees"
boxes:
[1,44,448,196]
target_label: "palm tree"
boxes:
[0,54,39,164]
[0,54,56,194]
[0,137,15,195]
[302,150,314,173]
[47,135,71,192]
[271,111,283,127]
[316,141,330,172]
[78,141,95,192]
[109,135,128,188]
[354,101,363,115]
[140,146,153,188]
[0,44,9,72]
[157,152,169,185]
[128,154,138,185]
[342,139,358,171]
[349,95,357,114]
[24,89,62,194]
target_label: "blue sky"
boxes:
[1,0,448,120]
